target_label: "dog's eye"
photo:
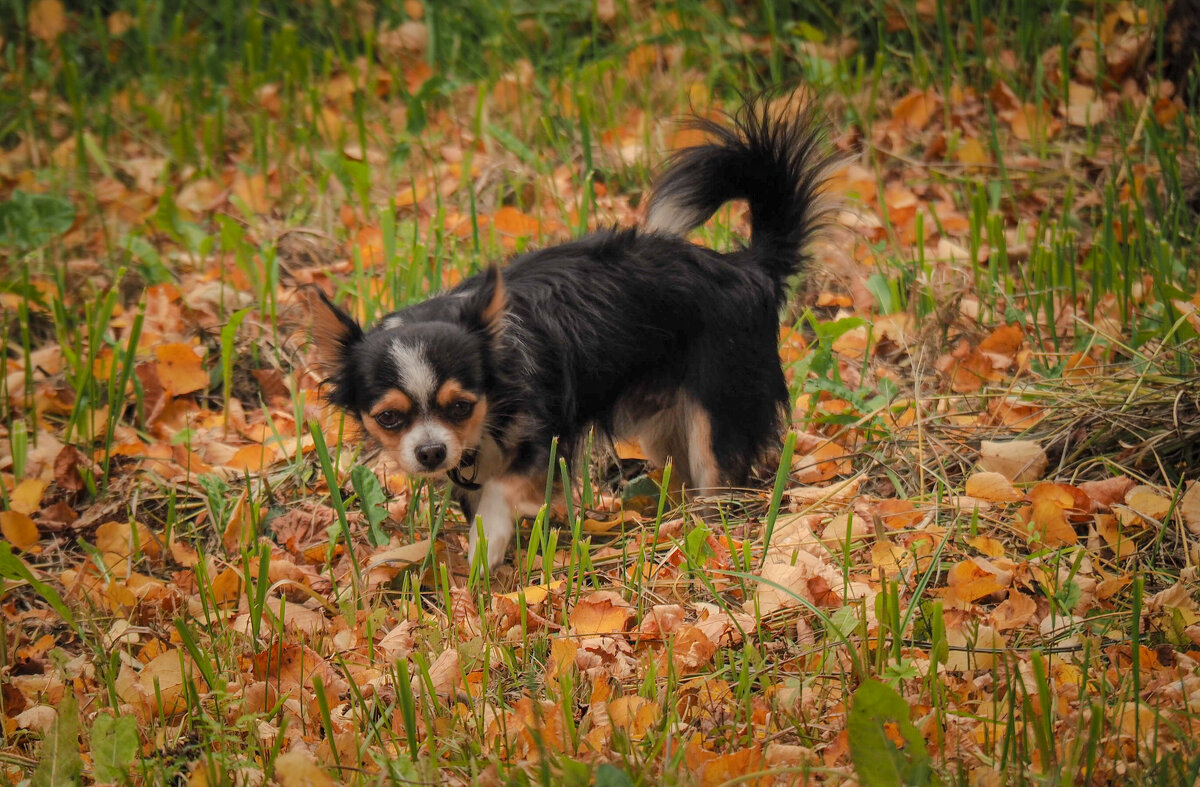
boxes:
[374,409,408,430]
[446,400,474,421]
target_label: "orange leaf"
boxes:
[992,589,1037,631]
[891,89,940,131]
[492,206,541,237]
[965,471,1022,502]
[569,590,634,635]
[154,343,208,396]
[946,558,1010,605]
[701,746,768,787]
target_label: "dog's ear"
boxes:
[463,265,507,341]
[300,286,363,378]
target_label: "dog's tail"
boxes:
[644,95,833,288]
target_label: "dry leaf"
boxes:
[570,591,634,635]
[274,750,336,787]
[1180,481,1200,535]
[154,343,209,396]
[978,440,1048,482]
[965,471,1022,502]
[607,695,659,740]
[9,478,48,515]
[946,558,1011,606]
[29,0,67,42]
[0,511,39,550]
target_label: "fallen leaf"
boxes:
[9,478,48,515]
[29,0,67,43]
[274,750,335,787]
[946,558,1011,606]
[154,343,209,396]
[1181,482,1200,535]
[965,471,1022,502]
[978,440,1048,482]
[0,511,39,550]
[570,591,635,635]
[607,695,659,740]
[992,589,1037,631]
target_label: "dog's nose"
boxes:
[415,443,447,469]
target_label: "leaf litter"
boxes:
[1,0,1199,784]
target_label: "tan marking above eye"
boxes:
[368,390,412,418]
[435,379,477,408]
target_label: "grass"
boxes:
[2,0,1200,784]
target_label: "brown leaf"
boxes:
[140,649,208,717]
[1026,482,1085,546]
[701,746,767,787]
[53,445,86,491]
[1080,476,1136,509]
[891,89,940,131]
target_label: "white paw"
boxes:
[468,482,515,569]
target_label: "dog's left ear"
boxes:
[463,265,507,341]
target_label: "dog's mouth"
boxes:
[392,446,479,488]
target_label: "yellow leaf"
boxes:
[29,0,67,43]
[955,137,990,168]
[274,750,336,787]
[0,511,39,550]
[966,534,1005,558]
[607,695,659,740]
[9,478,49,515]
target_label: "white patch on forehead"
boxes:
[389,340,437,403]
[379,314,404,330]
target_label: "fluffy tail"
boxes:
[644,95,833,286]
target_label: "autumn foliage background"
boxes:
[2,0,1200,785]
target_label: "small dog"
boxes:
[307,97,831,568]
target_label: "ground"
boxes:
[2,0,1200,785]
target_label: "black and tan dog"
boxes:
[307,97,832,568]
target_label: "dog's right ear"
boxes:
[462,265,507,342]
[300,286,363,378]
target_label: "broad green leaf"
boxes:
[91,714,139,782]
[847,679,936,787]
[0,190,75,249]
[31,693,81,787]
[0,543,77,633]
[350,464,390,547]
[595,763,635,787]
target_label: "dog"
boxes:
[306,96,831,569]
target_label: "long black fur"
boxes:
[322,94,832,501]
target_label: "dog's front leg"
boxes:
[468,480,514,569]
[467,476,544,569]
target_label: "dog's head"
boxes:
[304,267,506,476]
